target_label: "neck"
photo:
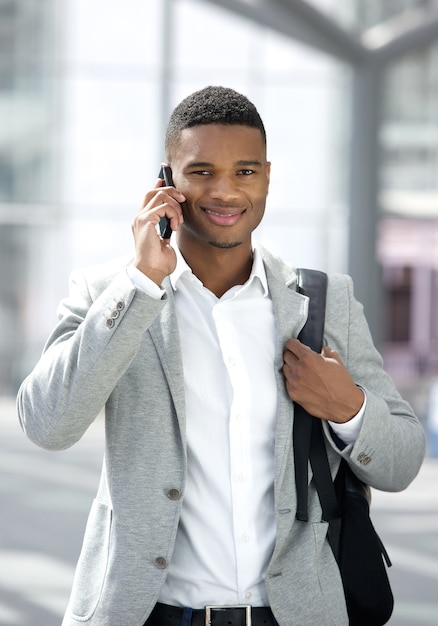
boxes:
[177,236,253,298]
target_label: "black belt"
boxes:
[146,602,277,625]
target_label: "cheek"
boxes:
[252,188,268,211]
[252,177,269,202]
[177,180,201,206]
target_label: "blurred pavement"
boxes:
[1,397,437,625]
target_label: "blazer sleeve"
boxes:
[322,273,426,492]
[17,264,166,451]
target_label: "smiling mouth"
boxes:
[203,207,245,226]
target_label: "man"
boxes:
[17,86,425,626]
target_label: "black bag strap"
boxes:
[295,268,327,354]
[294,269,340,528]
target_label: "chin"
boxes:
[207,239,243,250]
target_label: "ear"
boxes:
[265,161,271,190]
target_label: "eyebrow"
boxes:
[236,160,263,167]
[185,160,263,168]
[185,161,214,169]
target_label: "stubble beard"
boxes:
[179,219,244,250]
[208,239,243,249]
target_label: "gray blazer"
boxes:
[17,245,425,626]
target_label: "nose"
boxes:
[209,173,240,202]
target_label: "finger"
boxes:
[138,196,185,231]
[161,186,186,203]
[321,345,342,364]
[282,349,298,371]
[284,337,314,360]
[134,203,180,234]
[141,184,185,210]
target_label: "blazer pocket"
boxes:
[69,499,112,621]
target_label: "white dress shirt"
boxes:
[127,243,364,608]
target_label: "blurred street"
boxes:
[1,397,437,626]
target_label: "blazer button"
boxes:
[154,556,168,569]
[110,309,120,320]
[167,488,181,501]
[357,452,372,465]
[116,300,125,311]
[106,318,115,329]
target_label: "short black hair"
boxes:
[165,86,266,157]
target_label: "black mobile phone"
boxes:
[158,165,174,239]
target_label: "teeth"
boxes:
[206,209,238,217]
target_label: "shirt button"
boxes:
[167,488,181,501]
[241,533,249,543]
[154,556,168,569]
[228,356,236,366]
[245,592,252,600]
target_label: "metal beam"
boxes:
[203,1,438,67]
[347,63,383,342]
[363,7,438,64]
[201,0,367,63]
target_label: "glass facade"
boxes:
[0,0,60,392]
[381,41,438,212]
[378,37,438,379]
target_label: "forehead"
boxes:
[170,124,266,164]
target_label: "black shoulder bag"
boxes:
[293,268,394,626]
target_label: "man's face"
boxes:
[169,123,270,251]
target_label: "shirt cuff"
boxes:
[126,265,165,299]
[329,388,367,445]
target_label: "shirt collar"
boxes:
[169,240,269,297]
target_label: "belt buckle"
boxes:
[205,605,251,626]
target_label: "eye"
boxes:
[238,169,255,176]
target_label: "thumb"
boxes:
[321,345,342,363]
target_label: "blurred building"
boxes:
[1,0,438,396]
[0,0,61,392]
[379,41,438,380]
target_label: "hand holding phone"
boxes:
[158,165,175,239]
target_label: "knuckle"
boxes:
[299,348,313,363]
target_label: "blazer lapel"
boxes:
[147,282,187,447]
[261,247,310,489]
